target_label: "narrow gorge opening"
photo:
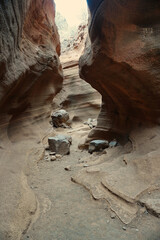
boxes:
[0,1,160,239]
[55,0,88,53]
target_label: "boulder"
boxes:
[48,135,72,155]
[51,110,70,128]
[88,140,109,154]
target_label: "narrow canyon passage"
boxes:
[21,55,160,240]
[1,0,160,239]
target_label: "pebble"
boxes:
[109,140,118,148]
[49,152,56,156]
[110,212,116,219]
[64,166,71,171]
[56,154,62,159]
[122,226,127,231]
[83,164,89,167]
[50,156,56,161]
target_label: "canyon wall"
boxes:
[0,1,63,239]
[0,0,63,119]
[80,0,160,141]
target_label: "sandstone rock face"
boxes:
[74,0,160,225]
[0,0,63,118]
[79,0,160,139]
[0,1,63,238]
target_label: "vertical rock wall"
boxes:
[80,0,160,140]
[0,0,63,118]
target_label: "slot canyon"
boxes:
[0,0,160,239]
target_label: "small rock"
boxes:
[56,154,62,159]
[88,140,109,154]
[135,229,139,232]
[50,156,56,161]
[49,152,56,156]
[107,220,110,223]
[109,140,118,148]
[45,145,50,151]
[84,118,97,129]
[83,164,89,167]
[110,212,116,219]
[122,226,127,231]
[51,109,70,128]
[64,166,71,171]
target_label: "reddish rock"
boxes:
[80,0,160,140]
[0,0,63,118]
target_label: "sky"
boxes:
[54,0,87,27]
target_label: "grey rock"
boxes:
[109,140,118,148]
[51,109,69,128]
[88,140,109,154]
[110,212,116,219]
[84,118,97,129]
[48,135,72,155]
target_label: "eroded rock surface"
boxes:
[0,0,63,239]
[80,0,160,138]
[0,0,63,118]
[74,0,160,226]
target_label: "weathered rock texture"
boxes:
[80,0,160,140]
[0,0,63,118]
[73,0,160,226]
[0,1,63,239]
[53,50,101,124]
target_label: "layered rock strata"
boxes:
[73,0,160,225]
[80,0,160,139]
[0,0,63,118]
[0,1,63,239]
